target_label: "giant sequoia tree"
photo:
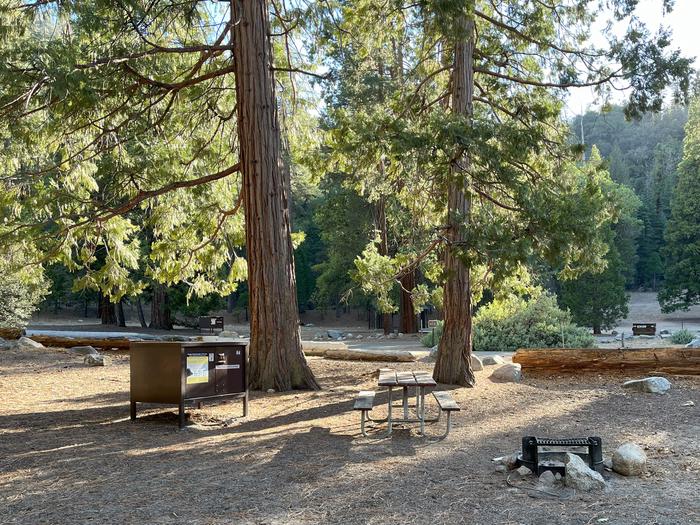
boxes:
[0,1,318,390]
[319,0,691,385]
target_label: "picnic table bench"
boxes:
[353,368,460,438]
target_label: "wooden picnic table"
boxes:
[377,368,437,435]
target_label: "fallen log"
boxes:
[301,341,348,357]
[26,336,132,350]
[513,347,700,376]
[0,328,24,340]
[324,348,416,363]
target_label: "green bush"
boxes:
[671,329,694,345]
[0,255,48,329]
[420,322,443,347]
[420,293,595,351]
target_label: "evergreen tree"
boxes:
[659,98,700,312]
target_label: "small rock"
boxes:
[492,452,519,470]
[429,345,439,358]
[612,443,647,476]
[554,472,562,481]
[346,333,353,338]
[356,335,363,339]
[17,337,44,350]
[494,464,507,473]
[470,354,484,371]
[682,400,695,407]
[376,335,384,340]
[659,329,670,335]
[564,453,606,491]
[83,354,105,366]
[482,355,505,366]
[622,376,671,394]
[490,363,522,383]
[69,345,99,356]
[516,465,532,477]
[398,333,404,337]
[603,458,613,471]
[327,330,343,340]
[266,388,275,394]
[387,333,398,339]
[538,470,556,485]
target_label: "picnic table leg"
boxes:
[419,387,425,435]
[402,387,409,419]
[387,386,393,435]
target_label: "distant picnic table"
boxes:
[354,368,460,438]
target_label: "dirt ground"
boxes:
[1,345,698,525]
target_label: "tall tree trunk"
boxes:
[400,271,418,334]
[136,297,147,328]
[232,0,318,391]
[116,299,126,328]
[99,293,117,325]
[150,283,172,330]
[433,15,476,387]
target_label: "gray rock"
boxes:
[429,345,439,358]
[516,465,532,477]
[266,388,275,393]
[564,453,606,491]
[539,470,556,486]
[69,345,99,356]
[492,452,519,470]
[622,376,671,394]
[682,400,695,407]
[604,458,613,471]
[83,354,105,366]
[659,329,670,335]
[356,335,363,339]
[17,337,44,350]
[494,464,507,473]
[0,337,12,349]
[482,355,505,366]
[387,333,398,339]
[327,330,343,340]
[554,472,562,481]
[470,354,484,371]
[490,363,522,383]
[612,443,647,476]
[686,338,700,348]
[346,333,353,338]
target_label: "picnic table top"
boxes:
[378,369,436,387]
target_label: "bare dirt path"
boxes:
[1,345,698,525]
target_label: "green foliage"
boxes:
[0,252,48,328]
[421,292,594,351]
[558,167,639,333]
[420,322,443,347]
[671,329,694,345]
[473,293,595,352]
[659,98,700,312]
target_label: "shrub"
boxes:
[0,255,48,329]
[420,322,443,347]
[421,293,595,351]
[671,329,694,345]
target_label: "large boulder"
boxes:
[68,345,99,356]
[564,453,606,491]
[490,363,522,383]
[622,377,671,394]
[470,354,484,371]
[83,354,105,366]
[686,338,700,348]
[612,443,647,476]
[482,355,505,366]
[17,337,44,350]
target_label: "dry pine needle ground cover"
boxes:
[0,346,698,525]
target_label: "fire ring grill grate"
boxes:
[518,436,604,475]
